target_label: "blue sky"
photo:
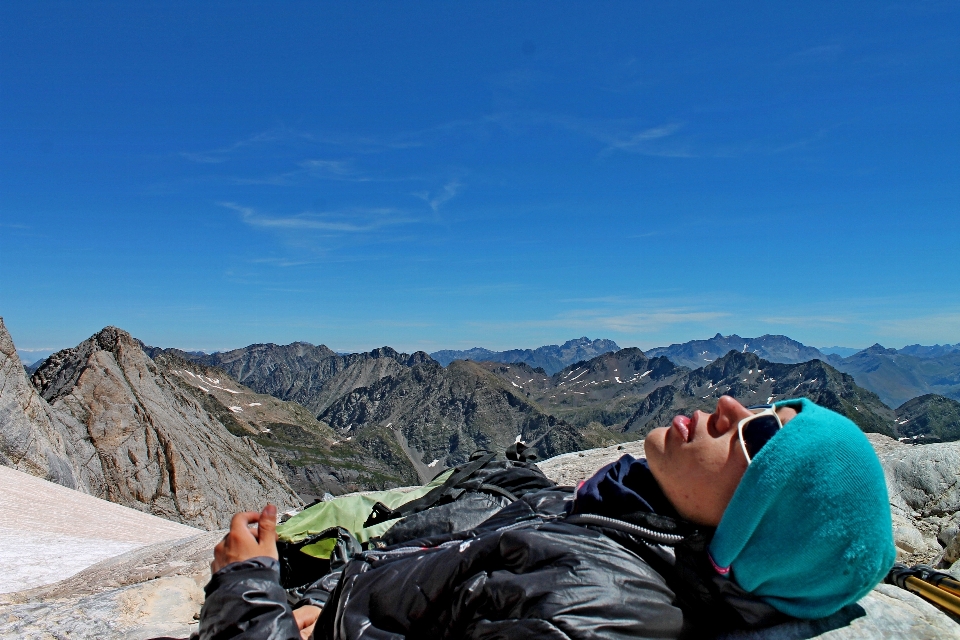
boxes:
[2,2,959,360]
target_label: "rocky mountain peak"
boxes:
[406,350,434,366]
[3,322,302,528]
[862,343,898,356]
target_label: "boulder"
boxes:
[867,433,960,566]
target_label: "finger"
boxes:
[257,504,277,541]
[258,504,279,557]
[230,511,261,533]
[293,605,321,630]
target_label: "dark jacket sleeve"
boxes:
[198,559,302,640]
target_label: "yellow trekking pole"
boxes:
[886,564,960,617]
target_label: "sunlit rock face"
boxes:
[1,318,301,529]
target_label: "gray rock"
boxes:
[538,439,647,485]
[867,433,960,565]
[716,585,960,639]
[1,320,302,529]
[0,317,85,488]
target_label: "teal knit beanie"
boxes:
[708,398,896,619]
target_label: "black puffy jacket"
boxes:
[199,485,783,639]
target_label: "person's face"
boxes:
[644,396,798,527]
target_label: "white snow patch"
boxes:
[568,370,588,382]
[639,370,652,378]
[228,406,243,413]
[198,385,210,393]
[515,435,523,443]
[247,402,262,407]
[427,459,439,468]
[614,377,621,383]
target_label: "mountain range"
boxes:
[5,322,960,532]
[645,333,826,368]
[641,333,960,409]
[430,337,620,374]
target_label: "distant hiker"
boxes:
[198,396,896,639]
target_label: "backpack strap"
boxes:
[363,451,497,527]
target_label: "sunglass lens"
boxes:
[743,415,780,459]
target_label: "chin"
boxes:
[644,427,668,465]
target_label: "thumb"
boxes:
[258,504,278,556]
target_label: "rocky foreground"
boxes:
[2,437,959,639]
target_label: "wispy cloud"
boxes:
[599,123,687,155]
[413,180,462,212]
[556,307,730,333]
[223,202,417,234]
[465,302,730,335]
[181,126,315,164]
[758,314,855,327]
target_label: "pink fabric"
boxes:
[709,551,730,575]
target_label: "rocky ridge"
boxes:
[320,358,589,483]
[643,334,960,410]
[1,319,301,529]
[894,394,960,443]
[159,341,433,415]
[430,336,621,374]
[153,350,423,500]
[827,345,960,407]
[645,333,827,369]
[477,348,683,431]
[622,350,897,436]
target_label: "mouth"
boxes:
[672,414,692,442]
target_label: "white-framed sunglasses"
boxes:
[738,404,784,464]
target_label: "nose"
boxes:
[710,395,751,436]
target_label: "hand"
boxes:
[211,504,279,574]
[293,605,322,640]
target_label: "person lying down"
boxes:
[197,396,896,640]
